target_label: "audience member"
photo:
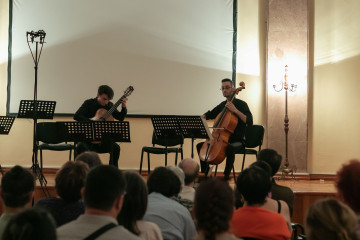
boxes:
[178,158,199,201]
[305,198,358,240]
[231,166,291,240]
[336,159,360,239]
[257,148,294,216]
[75,151,102,168]
[35,161,89,227]
[2,208,56,240]
[144,167,196,240]
[0,166,35,239]
[117,171,163,240]
[166,165,194,212]
[249,161,291,227]
[57,165,141,240]
[194,178,240,240]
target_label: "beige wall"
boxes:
[308,55,360,173]
[1,0,359,173]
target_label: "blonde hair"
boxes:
[305,198,358,240]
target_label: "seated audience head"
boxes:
[305,198,358,240]
[0,165,35,210]
[178,158,199,186]
[147,167,181,198]
[336,159,360,214]
[55,161,89,202]
[83,165,126,215]
[195,178,234,240]
[75,151,102,168]
[166,165,185,190]
[257,148,282,177]
[250,160,273,178]
[117,171,148,235]
[2,208,56,240]
[236,165,271,205]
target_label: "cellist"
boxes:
[196,78,253,181]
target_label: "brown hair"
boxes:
[195,178,234,240]
[305,198,358,240]
[336,159,360,213]
[75,151,102,168]
[55,161,89,202]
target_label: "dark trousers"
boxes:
[76,141,120,168]
[196,141,244,178]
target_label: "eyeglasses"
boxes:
[220,86,232,91]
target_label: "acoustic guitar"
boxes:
[91,86,134,121]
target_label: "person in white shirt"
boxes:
[57,165,141,240]
[178,158,199,201]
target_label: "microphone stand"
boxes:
[26,30,49,194]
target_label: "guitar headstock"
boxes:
[123,86,134,97]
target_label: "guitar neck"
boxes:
[102,95,125,120]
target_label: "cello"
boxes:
[199,82,245,165]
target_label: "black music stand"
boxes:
[150,116,184,166]
[0,116,15,135]
[0,116,16,175]
[17,100,56,119]
[57,121,131,166]
[151,115,211,158]
[57,121,131,142]
[151,116,183,140]
[177,116,212,158]
[17,100,56,190]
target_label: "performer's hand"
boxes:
[121,97,128,108]
[225,102,237,113]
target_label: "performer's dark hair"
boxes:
[236,165,271,205]
[147,167,181,197]
[98,85,114,100]
[257,148,282,176]
[2,208,56,240]
[84,165,126,211]
[221,78,234,86]
[195,178,234,240]
[117,171,148,235]
[1,165,35,208]
[55,161,89,202]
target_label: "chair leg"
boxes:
[214,165,218,176]
[139,150,144,174]
[232,166,236,183]
[180,148,183,160]
[40,149,43,172]
[69,149,72,161]
[241,153,247,171]
[147,152,151,175]
[165,152,168,166]
[175,151,178,166]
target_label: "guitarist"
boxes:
[74,85,128,168]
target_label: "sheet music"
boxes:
[201,117,213,140]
